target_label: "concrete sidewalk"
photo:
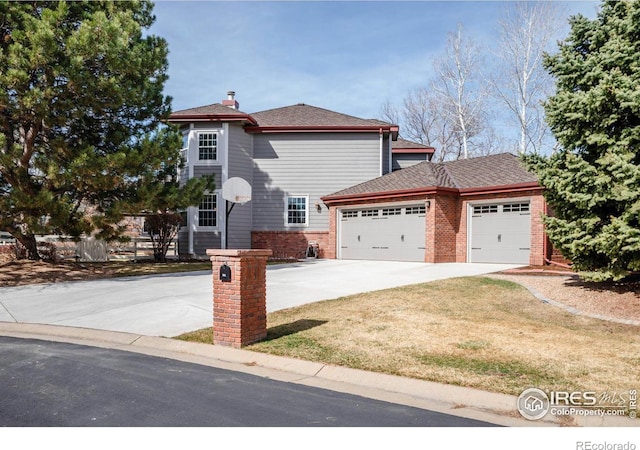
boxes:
[0,260,521,337]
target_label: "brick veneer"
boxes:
[251,230,330,260]
[425,193,459,263]
[206,249,272,348]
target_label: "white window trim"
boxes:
[197,131,219,162]
[285,194,309,227]
[196,191,220,231]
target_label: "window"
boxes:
[406,206,426,215]
[503,203,530,213]
[473,205,498,215]
[286,196,308,226]
[198,194,217,227]
[382,208,401,216]
[342,210,358,219]
[361,209,379,217]
[198,132,217,160]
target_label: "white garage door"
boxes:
[339,205,426,262]
[469,202,531,264]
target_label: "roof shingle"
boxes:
[171,103,251,117]
[250,103,394,128]
[325,153,538,199]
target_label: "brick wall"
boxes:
[207,249,271,348]
[425,194,460,263]
[251,230,330,260]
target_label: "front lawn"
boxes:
[176,276,640,398]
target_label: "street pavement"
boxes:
[0,336,495,427]
[0,260,521,336]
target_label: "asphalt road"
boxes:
[0,336,494,427]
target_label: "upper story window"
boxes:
[286,195,308,226]
[198,193,217,227]
[198,132,217,161]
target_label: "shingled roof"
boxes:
[392,138,435,151]
[169,103,257,124]
[323,153,538,201]
[250,103,391,128]
[169,100,398,137]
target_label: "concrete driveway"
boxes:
[0,260,520,337]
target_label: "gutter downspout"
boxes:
[379,128,384,177]
[188,206,195,256]
[388,134,392,174]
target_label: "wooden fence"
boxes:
[1,235,178,262]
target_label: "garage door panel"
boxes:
[340,206,425,262]
[470,203,530,264]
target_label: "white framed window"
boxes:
[286,195,308,226]
[198,132,217,161]
[198,193,217,227]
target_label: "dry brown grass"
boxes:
[0,260,211,287]
[208,277,640,397]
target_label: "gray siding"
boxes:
[227,123,254,248]
[193,165,222,183]
[393,153,428,171]
[252,133,383,231]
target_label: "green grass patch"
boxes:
[417,353,563,389]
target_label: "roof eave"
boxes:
[167,114,258,126]
[245,125,399,139]
[392,148,436,154]
[321,186,457,205]
[322,182,542,205]
[457,181,541,196]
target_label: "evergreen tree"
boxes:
[0,1,207,260]
[525,0,640,281]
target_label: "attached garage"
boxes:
[323,153,545,266]
[339,204,426,262]
[468,202,531,264]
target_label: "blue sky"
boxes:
[150,1,600,120]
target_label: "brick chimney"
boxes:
[222,91,239,109]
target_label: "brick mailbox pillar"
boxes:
[206,249,272,348]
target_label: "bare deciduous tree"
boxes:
[433,24,490,160]
[381,25,496,162]
[491,1,566,154]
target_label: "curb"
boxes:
[1,322,635,427]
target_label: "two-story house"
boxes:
[168,91,547,266]
[169,91,409,259]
